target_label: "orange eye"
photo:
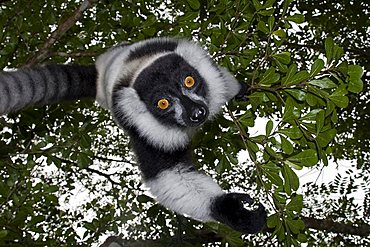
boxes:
[157,99,169,110]
[184,76,195,88]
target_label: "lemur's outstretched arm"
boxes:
[0,64,96,114]
[129,128,266,234]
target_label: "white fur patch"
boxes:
[181,87,207,105]
[96,46,129,109]
[145,164,225,222]
[115,88,190,151]
[175,40,241,118]
[171,97,186,126]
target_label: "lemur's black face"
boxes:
[134,54,209,128]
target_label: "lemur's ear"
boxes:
[234,81,249,101]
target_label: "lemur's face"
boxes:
[134,54,209,128]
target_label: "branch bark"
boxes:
[50,51,99,58]
[98,217,370,247]
[99,230,223,247]
[26,0,97,66]
[302,216,370,237]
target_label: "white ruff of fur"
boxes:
[95,38,173,109]
[145,164,225,222]
[175,40,241,118]
[115,88,190,151]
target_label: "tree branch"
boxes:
[281,40,370,59]
[99,230,223,247]
[98,217,370,247]
[302,216,370,237]
[50,51,99,58]
[26,0,97,66]
[84,167,121,186]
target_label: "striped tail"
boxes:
[0,64,97,115]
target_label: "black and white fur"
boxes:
[0,37,266,234]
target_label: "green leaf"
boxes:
[347,65,364,79]
[257,20,269,34]
[315,110,325,134]
[260,67,280,85]
[247,140,259,161]
[263,168,283,186]
[286,219,303,234]
[267,213,280,228]
[216,156,231,173]
[81,133,92,148]
[333,45,344,60]
[268,16,275,31]
[280,135,293,154]
[305,93,317,106]
[348,78,363,93]
[287,14,305,24]
[239,111,255,127]
[283,97,299,121]
[248,92,269,107]
[45,185,59,193]
[282,64,297,85]
[247,140,259,153]
[325,37,334,63]
[224,230,243,247]
[287,149,318,166]
[329,88,349,108]
[263,0,276,8]
[310,59,325,77]
[300,109,324,121]
[266,120,274,136]
[282,164,299,194]
[331,109,338,123]
[309,78,337,89]
[272,52,291,64]
[317,129,337,147]
[77,153,92,168]
[286,194,303,212]
[285,89,306,101]
[273,29,286,39]
[259,9,275,16]
[297,233,308,243]
[0,230,8,239]
[227,152,238,165]
[187,0,200,9]
[284,160,303,170]
[347,65,364,93]
[279,126,303,139]
[29,215,45,226]
[252,0,263,10]
[290,71,310,85]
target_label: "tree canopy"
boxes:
[0,0,369,246]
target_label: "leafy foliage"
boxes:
[0,0,368,246]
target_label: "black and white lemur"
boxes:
[0,37,266,234]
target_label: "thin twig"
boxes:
[50,51,99,58]
[26,0,97,66]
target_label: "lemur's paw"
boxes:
[211,193,267,234]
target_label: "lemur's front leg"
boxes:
[130,129,266,234]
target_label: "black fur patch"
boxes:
[128,127,193,179]
[127,39,178,62]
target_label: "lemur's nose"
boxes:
[190,106,207,123]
